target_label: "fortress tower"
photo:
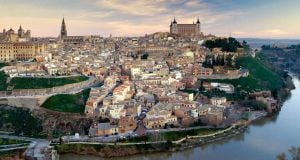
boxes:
[170,17,201,37]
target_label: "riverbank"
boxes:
[54,77,296,158]
[54,79,295,159]
[2,77,294,159]
[55,95,293,159]
[54,124,248,158]
[60,76,300,159]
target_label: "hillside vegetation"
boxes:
[259,45,300,75]
[201,56,285,93]
[41,88,91,113]
[7,76,88,90]
[0,71,8,91]
[0,63,8,91]
[0,106,44,137]
[204,37,242,52]
[0,63,4,69]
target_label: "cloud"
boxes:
[232,31,248,36]
[87,0,169,16]
[2,0,299,38]
[263,29,291,36]
[69,0,243,36]
[185,0,204,8]
[0,0,244,36]
[229,29,296,39]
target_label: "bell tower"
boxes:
[196,17,201,35]
[170,17,178,34]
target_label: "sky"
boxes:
[0,0,300,38]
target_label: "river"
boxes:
[61,77,300,160]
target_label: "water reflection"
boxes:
[251,114,279,127]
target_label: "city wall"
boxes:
[0,96,48,110]
[0,77,98,97]
[198,72,248,80]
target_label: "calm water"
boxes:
[61,77,300,160]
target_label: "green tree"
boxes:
[225,54,233,67]
[242,40,251,53]
[141,53,149,59]
[276,153,286,160]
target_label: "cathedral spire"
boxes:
[196,17,200,23]
[60,17,67,38]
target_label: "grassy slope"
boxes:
[41,88,91,113]
[236,56,284,90]
[0,71,8,91]
[8,76,88,89]
[0,63,7,91]
[202,56,284,92]
[163,128,226,141]
[0,63,4,69]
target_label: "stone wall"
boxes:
[2,96,49,110]
[198,72,248,80]
[0,77,98,97]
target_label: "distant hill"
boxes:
[237,38,300,49]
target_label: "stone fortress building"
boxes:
[170,17,201,37]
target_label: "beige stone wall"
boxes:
[0,77,98,97]
[0,42,45,62]
[6,96,48,110]
[198,72,247,79]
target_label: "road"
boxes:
[146,125,212,133]
[58,125,241,148]
[0,134,50,159]
[0,146,28,152]
[63,140,167,146]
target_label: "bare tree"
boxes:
[289,147,300,160]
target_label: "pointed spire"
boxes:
[18,25,23,32]
[60,17,67,38]
[196,17,200,23]
[173,17,177,23]
[62,17,65,25]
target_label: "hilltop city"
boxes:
[0,17,293,159]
